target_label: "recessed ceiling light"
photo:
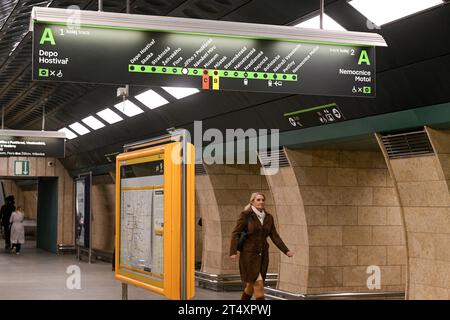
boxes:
[294,13,346,31]
[58,127,77,140]
[349,0,443,26]
[96,108,123,124]
[114,100,144,117]
[135,89,169,109]
[69,122,90,135]
[162,87,200,99]
[82,116,105,130]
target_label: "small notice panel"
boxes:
[115,142,195,300]
[32,22,376,97]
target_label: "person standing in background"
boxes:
[0,195,16,250]
[10,206,25,254]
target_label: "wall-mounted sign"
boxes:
[0,130,65,158]
[75,174,91,249]
[284,102,347,128]
[31,8,386,98]
[14,160,30,176]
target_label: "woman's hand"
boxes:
[286,251,294,258]
[230,254,237,262]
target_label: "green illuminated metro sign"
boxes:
[31,7,385,97]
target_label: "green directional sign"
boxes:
[14,160,30,176]
[32,22,376,98]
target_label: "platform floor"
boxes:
[0,240,239,300]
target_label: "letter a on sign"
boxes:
[40,27,56,45]
[358,50,371,65]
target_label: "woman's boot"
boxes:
[241,282,253,300]
[253,280,265,300]
[241,291,252,300]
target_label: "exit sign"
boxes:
[14,160,30,176]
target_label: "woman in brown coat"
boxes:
[230,192,293,300]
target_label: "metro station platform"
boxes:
[0,240,238,300]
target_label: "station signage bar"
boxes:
[0,130,66,158]
[30,7,386,98]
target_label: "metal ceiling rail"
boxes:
[30,6,387,47]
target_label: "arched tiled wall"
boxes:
[265,148,407,294]
[195,164,280,276]
[378,127,450,299]
[264,165,309,293]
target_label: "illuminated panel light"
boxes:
[96,108,123,124]
[135,89,169,109]
[58,127,77,140]
[82,115,105,130]
[69,122,90,135]
[294,13,346,31]
[349,0,443,26]
[114,100,144,117]
[162,87,200,99]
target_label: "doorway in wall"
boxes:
[0,177,58,253]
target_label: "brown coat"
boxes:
[230,209,289,283]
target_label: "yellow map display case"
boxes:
[115,141,195,300]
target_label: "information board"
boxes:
[115,142,195,299]
[32,22,376,97]
[0,134,65,157]
[119,158,165,286]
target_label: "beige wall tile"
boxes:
[408,232,435,260]
[357,246,387,266]
[304,206,327,226]
[293,167,328,186]
[427,128,450,153]
[387,246,407,266]
[209,175,237,189]
[372,187,400,206]
[397,181,450,207]
[372,226,405,245]
[339,151,386,169]
[342,266,367,286]
[309,246,328,267]
[358,207,387,225]
[311,150,339,167]
[327,168,358,186]
[327,246,358,266]
[286,149,313,167]
[380,266,402,285]
[340,187,373,206]
[299,186,341,206]
[328,206,358,225]
[433,233,450,262]
[386,207,403,226]
[309,226,342,246]
[404,207,450,233]
[308,267,343,287]
[390,157,441,182]
[357,169,387,187]
[237,175,262,189]
[342,226,372,245]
